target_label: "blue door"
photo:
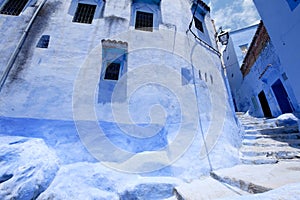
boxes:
[271,79,293,114]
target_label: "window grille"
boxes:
[36,35,50,48]
[0,0,29,16]
[73,3,96,24]
[194,17,204,32]
[135,11,153,32]
[104,63,121,80]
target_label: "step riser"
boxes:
[242,139,300,148]
[241,151,300,157]
[243,135,300,140]
[242,142,300,147]
[210,172,271,194]
[241,159,278,165]
[245,127,299,135]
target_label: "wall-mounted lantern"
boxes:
[218,29,229,45]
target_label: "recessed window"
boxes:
[0,0,29,16]
[282,72,288,81]
[239,44,248,55]
[199,70,202,80]
[36,35,50,48]
[194,16,204,32]
[73,3,96,24]
[285,0,300,11]
[135,11,154,32]
[104,63,121,80]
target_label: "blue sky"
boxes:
[202,0,261,31]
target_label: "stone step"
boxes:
[236,112,246,115]
[173,177,248,200]
[238,118,274,123]
[240,155,278,165]
[244,126,299,135]
[243,124,277,130]
[243,132,300,140]
[211,162,300,194]
[241,146,300,158]
[210,172,271,194]
[241,119,275,123]
[242,138,300,147]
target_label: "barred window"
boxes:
[104,63,121,80]
[36,35,50,48]
[135,11,153,32]
[194,17,204,33]
[73,3,96,24]
[0,0,29,16]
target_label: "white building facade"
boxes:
[0,0,241,180]
[222,24,258,110]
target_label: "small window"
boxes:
[36,35,50,48]
[104,63,121,80]
[135,11,153,32]
[199,70,202,80]
[0,0,29,16]
[282,73,288,81]
[239,44,248,55]
[194,17,204,32]
[73,3,96,24]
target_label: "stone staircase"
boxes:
[172,113,300,200]
[236,112,300,164]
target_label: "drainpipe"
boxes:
[0,0,47,92]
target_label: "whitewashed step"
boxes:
[245,126,299,135]
[211,162,300,194]
[174,177,248,200]
[240,155,278,165]
[243,132,300,140]
[241,146,300,158]
[242,138,300,147]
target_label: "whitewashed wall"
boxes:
[0,0,241,178]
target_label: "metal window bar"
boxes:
[73,3,96,24]
[135,11,153,32]
[36,35,50,48]
[0,0,29,16]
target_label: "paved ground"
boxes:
[212,161,300,192]
[174,177,248,200]
[175,161,300,199]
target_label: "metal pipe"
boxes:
[0,0,47,92]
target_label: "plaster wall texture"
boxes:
[0,0,241,178]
